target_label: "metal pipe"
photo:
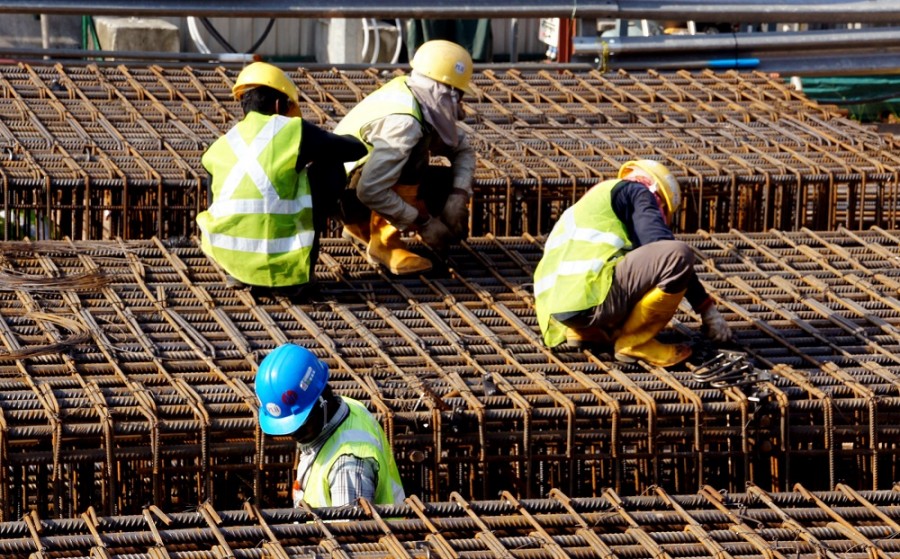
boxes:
[608,51,900,76]
[576,27,900,56]
[576,26,900,75]
[0,1,897,24]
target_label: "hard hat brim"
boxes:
[258,403,315,436]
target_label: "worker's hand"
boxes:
[417,216,453,253]
[441,189,470,240]
[701,305,732,343]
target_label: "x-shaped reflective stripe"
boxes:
[209,116,309,218]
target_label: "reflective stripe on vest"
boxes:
[300,397,405,508]
[533,179,632,347]
[333,76,422,175]
[197,112,314,287]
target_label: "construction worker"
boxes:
[255,343,406,507]
[533,160,732,367]
[198,62,367,294]
[334,39,477,275]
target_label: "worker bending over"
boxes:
[198,62,366,294]
[534,160,732,367]
[255,343,406,507]
[335,39,477,275]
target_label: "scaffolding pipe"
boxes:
[0,1,899,24]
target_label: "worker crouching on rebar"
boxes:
[334,39,477,275]
[197,62,367,296]
[533,160,732,368]
[255,343,406,507]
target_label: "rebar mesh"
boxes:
[2,231,900,517]
[0,63,897,240]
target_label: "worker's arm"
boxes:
[611,181,675,246]
[296,120,368,170]
[327,454,379,506]
[612,181,711,311]
[355,114,424,229]
[447,129,476,197]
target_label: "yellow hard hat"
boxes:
[232,62,300,106]
[618,159,682,221]
[410,39,474,95]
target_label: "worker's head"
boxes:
[410,39,474,96]
[233,62,301,117]
[618,159,682,225]
[255,343,329,437]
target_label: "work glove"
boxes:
[441,188,470,240]
[417,215,453,253]
[700,305,732,343]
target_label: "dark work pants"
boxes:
[554,240,695,332]
[307,161,349,275]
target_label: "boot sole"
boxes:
[613,351,638,363]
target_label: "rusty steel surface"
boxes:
[2,230,900,518]
[0,62,897,240]
[2,485,900,559]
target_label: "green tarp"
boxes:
[796,75,900,122]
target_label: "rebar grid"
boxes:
[2,485,900,559]
[0,63,897,240]
[3,231,900,517]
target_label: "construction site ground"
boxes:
[1,61,900,558]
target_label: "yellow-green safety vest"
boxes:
[333,76,423,175]
[301,397,405,508]
[197,112,314,287]
[533,179,633,347]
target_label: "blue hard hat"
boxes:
[255,343,329,435]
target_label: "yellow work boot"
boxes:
[613,287,692,367]
[566,326,615,348]
[366,213,432,275]
[341,220,370,245]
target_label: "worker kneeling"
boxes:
[255,343,406,507]
[334,40,477,275]
[533,160,732,367]
[198,62,366,294]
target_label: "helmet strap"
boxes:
[318,395,328,424]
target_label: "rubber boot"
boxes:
[342,220,370,245]
[613,287,692,367]
[366,212,432,275]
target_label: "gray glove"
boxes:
[701,306,732,343]
[417,215,453,253]
[440,189,470,240]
